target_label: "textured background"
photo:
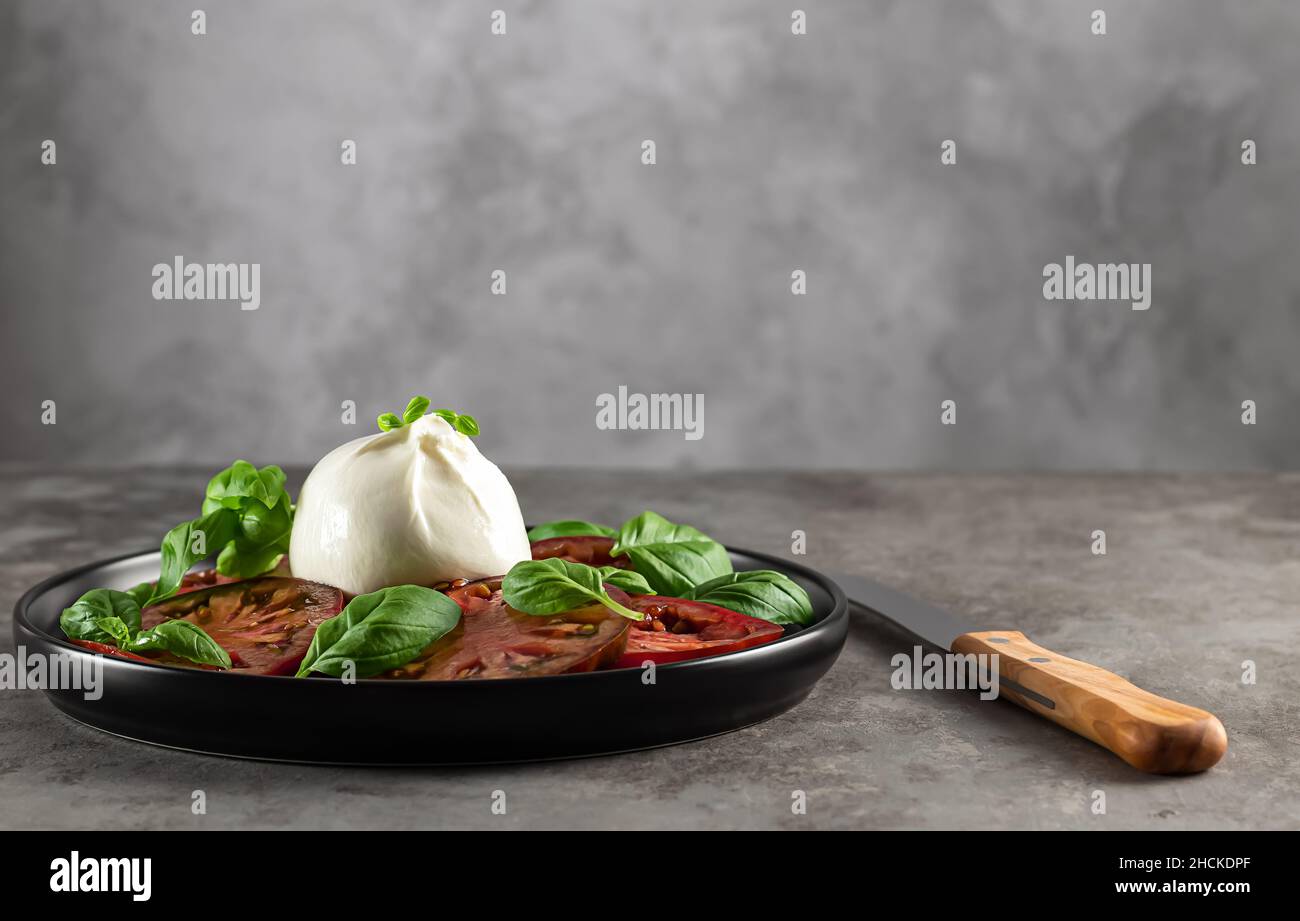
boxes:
[2,0,1299,471]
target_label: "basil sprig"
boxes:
[146,460,293,606]
[95,614,134,647]
[149,508,238,605]
[528,512,814,627]
[433,408,480,436]
[685,571,814,627]
[129,619,232,668]
[59,588,232,668]
[609,511,732,597]
[296,585,462,678]
[526,520,617,542]
[594,565,653,596]
[377,395,429,432]
[58,458,290,668]
[203,460,289,512]
[377,395,479,436]
[502,559,648,621]
[61,588,144,644]
[203,461,295,580]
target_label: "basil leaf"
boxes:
[402,395,431,424]
[610,511,732,596]
[377,398,478,437]
[433,408,480,437]
[147,506,239,607]
[62,586,231,668]
[526,520,617,541]
[64,459,294,656]
[130,620,232,669]
[215,541,282,580]
[453,413,479,436]
[125,581,155,609]
[502,559,643,621]
[61,588,143,643]
[685,570,814,627]
[213,492,293,579]
[203,460,287,512]
[185,461,295,589]
[597,567,653,595]
[296,585,461,678]
[236,491,292,547]
[94,616,134,646]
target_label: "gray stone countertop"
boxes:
[1,465,1296,830]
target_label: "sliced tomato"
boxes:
[177,569,239,595]
[529,535,629,569]
[615,595,784,668]
[384,577,630,679]
[177,559,290,595]
[68,639,155,662]
[141,577,344,675]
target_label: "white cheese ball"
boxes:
[289,414,530,595]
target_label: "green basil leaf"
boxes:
[501,559,643,621]
[610,511,732,596]
[378,397,477,435]
[94,616,134,646]
[237,491,290,545]
[211,492,293,579]
[296,585,462,678]
[60,588,144,643]
[125,581,155,609]
[204,460,286,512]
[526,520,617,541]
[130,620,232,669]
[402,395,431,424]
[250,466,288,511]
[195,463,294,584]
[214,541,240,576]
[432,408,479,437]
[66,459,294,656]
[685,570,814,627]
[597,567,653,595]
[215,541,284,580]
[147,507,239,607]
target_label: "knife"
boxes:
[831,572,1228,774]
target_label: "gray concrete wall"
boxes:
[3,0,1298,470]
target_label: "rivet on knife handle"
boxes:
[951,631,1228,774]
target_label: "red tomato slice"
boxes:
[384,577,630,679]
[530,535,629,569]
[176,559,291,595]
[615,595,784,668]
[68,639,155,662]
[141,577,344,675]
[177,569,240,595]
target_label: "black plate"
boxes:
[13,548,847,764]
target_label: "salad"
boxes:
[57,396,814,680]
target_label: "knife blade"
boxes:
[829,571,988,652]
[828,570,1228,775]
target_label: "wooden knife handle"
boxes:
[951,631,1227,774]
